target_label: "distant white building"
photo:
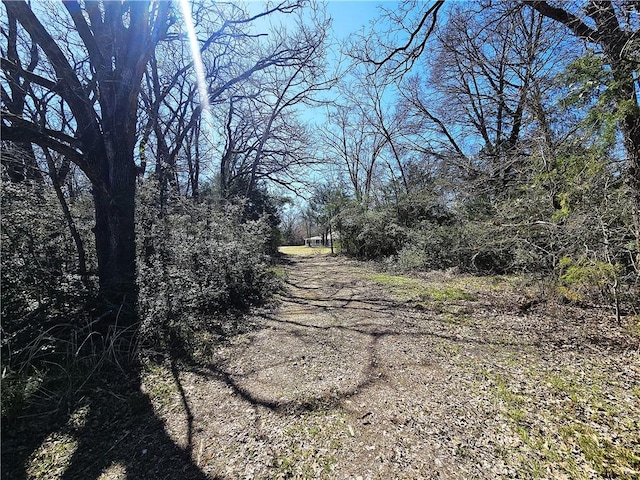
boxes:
[304,232,339,248]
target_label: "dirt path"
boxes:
[143,250,640,479]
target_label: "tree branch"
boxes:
[1,57,59,92]
[2,0,98,137]
[62,0,106,71]
[1,114,86,170]
[371,1,445,77]
[529,1,600,43]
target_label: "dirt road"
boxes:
[145,249,640,479]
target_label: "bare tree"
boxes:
[138,1,328,206]
[322,100,387,208]
[344,70,413,199]
[396,3,570,201]
[1,0,172,326]
[216,6,334,200]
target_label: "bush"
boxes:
[396,223,469,271]
[1,183,94,321]
[337,205,407,259]
[557,256,621,302]
[136,182,280,349]
[2,177,281,371]
[1,180,101,421]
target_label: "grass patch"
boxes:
[482,363,640,479]
[546,373,593,402]
[442,312,473,326]
[428,286,476,301]
[279,245,332,256]
[365,272,476,303]
[559,423,640,477]
[365,273,422,294]
[142,363,179,410]
[269,266,289,281]
[271,411,345,479]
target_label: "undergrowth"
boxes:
[483,363,640,478]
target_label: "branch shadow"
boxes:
[1,356,218,480]
[9,255,631,479]
[166,293,640,424]
[176,330,389,416]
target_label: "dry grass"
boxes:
[279,245,332,256]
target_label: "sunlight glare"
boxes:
[178,0,210,112]
[178,0,218,178]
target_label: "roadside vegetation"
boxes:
[1,0,639,479]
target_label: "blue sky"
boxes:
[247,1,396,42]
[325,1,393,40]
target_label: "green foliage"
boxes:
[337,203,407,259]
[557,256,621,302]
[331,140,637,313]
[1,182,95,321]
[560,51,610,109]
[366,272,475,303]
[395,188,453,228]
[1,181,98,393]
[136,181,280,349]
[225,179,283,256]
[560,50,639,149]
[396,223,470,270]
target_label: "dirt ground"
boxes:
[7,247,638,479]
[137,247,640,479]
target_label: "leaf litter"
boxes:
[141,252,639,479]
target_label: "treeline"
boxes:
[309,1,639,314]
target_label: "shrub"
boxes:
[337,205,407,259]
[136,182,280,349]
[1,183,94,321]
[557,256,621,303]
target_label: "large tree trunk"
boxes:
[92,148,138,329]
[613,62,640,267]
[622,110,640,267]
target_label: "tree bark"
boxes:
[91,148,139,327]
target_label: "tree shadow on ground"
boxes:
[9,254,632,479]
[1,357,217,480]
[167,281,640,424]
